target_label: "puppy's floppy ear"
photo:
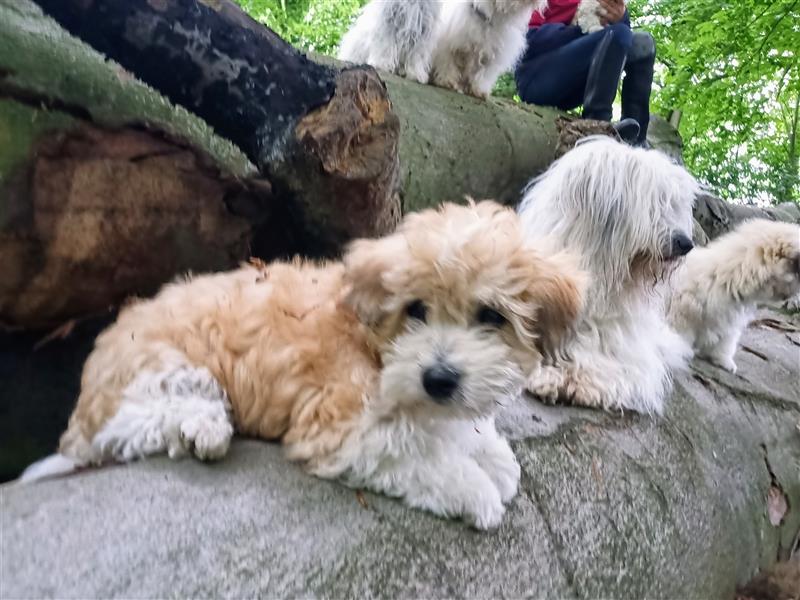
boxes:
[342,234,405,325]
[528,250,589,360]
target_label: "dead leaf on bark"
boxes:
[691,370,715,389]
[767,485,788,526]
[33,319,77,350]
[749,318,799,333]
[740,345,769,361]
[355,490,369,509]
[591,454,604,494]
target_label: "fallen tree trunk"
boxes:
[2,2,799,596]
[2,310,798,598]
[694,192,800,241]
[1,0,562,332]
[29,0,402,254]
[1,0,401,331]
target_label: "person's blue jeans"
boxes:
[515,24,655,144]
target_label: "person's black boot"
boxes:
[613,118,640,144]
[582,26,629,122]
[621,31,657,146]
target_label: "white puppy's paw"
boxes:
[463,486,506,531]
[473,441,520,504]
[564,373,606,409]
[526,365,564,404]
[487,458,520,505]
[709,355,737,373]
[404,63,430,85]
[180,414,233,461]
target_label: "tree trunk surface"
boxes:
[2,1,800,597]
[30,0,402,253]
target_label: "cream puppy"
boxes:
[669,219,800,372]
[22,201,585,530]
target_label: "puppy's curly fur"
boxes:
[668,219,800,373]
[22,201,585,530]
[337,0,441,84]
[337,0,547,98]
[431,0,547,98]
[519,136,699,415]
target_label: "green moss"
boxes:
[0,0,256,178]
[0,99,74,185]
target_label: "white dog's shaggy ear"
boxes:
[342,235,405,325]
[528,251,589,359]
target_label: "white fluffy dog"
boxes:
[337,0,441,83]
[430,0,548,98]
[21,201,585,530]
[573,0,627,34]
[668,219,800,373]
[519,137,699,415]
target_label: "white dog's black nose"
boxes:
[672,233,694,257]
[422,363,461,401]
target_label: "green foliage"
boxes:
[629,0,800,204]
[234,0,366,55]
[237,0,798,204]
[492,72,521,101]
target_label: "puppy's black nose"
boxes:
[422,363,461,402]
[672,233,694,257]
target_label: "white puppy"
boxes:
[573,0,627,34]
[337,0,441,83]
[430,0,547,98]
[668,219,800,373]
[519,137,699,415]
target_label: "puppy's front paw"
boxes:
[464,487,506,531]
[180,414,233,461]
[563,373,605,408]
[473,441,520,504]
[526,365,564,404]
[709,355,737,373]
[487,458,520,505]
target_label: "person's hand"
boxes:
[598,0,626,25]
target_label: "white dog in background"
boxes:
[338,0,441,83]
[21,201,585,530]
[519,137,699,415]
[431,0,547,98]
[573,0,627,34]
[668,219,800,373]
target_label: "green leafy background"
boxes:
[234,0,799,206]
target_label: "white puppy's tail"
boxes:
[18,453,79,484]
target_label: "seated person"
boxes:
[515,0,655,146]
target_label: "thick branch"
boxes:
[31,0,336,168]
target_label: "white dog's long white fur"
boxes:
[431,0,547,98]
[338,0,441,83]
[338,0,547,97]
[668,219,800,373]
[519,137,699,414]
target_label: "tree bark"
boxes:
[31,0,336,169]
[5,0,800,332]
[694,192,800,241]
[30,0,402,257]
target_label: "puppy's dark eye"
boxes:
[477,306,506,327]
[405,300,427,322]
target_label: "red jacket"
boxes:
[529,0,580,27]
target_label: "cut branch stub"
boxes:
[273,67,402,255]
[0,124,257,330]
[32,0,402,255]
